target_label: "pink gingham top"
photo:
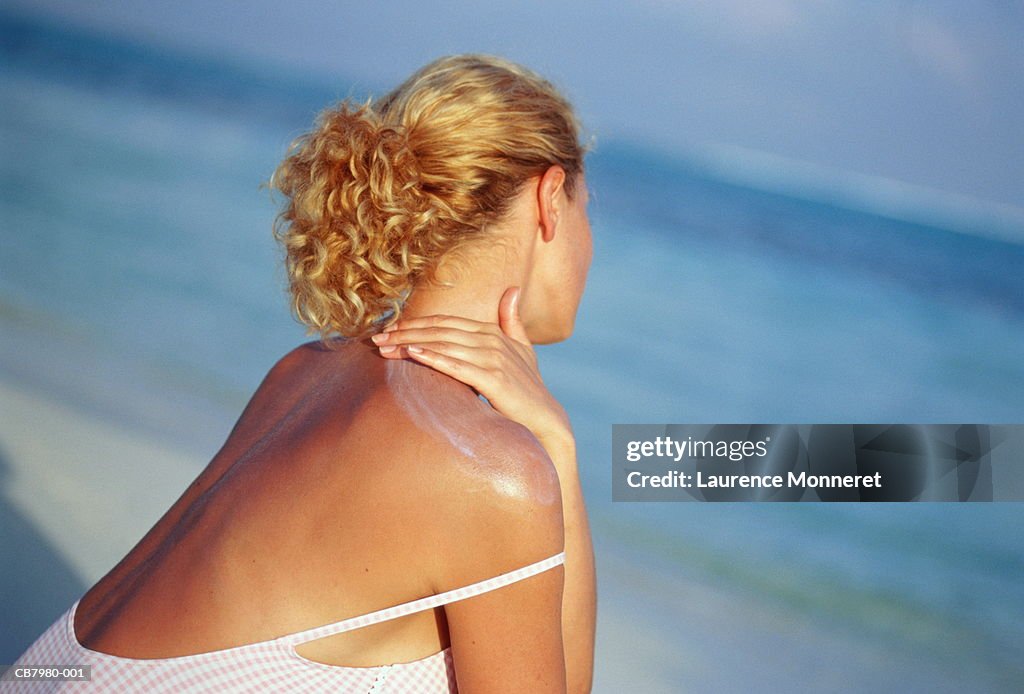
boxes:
[2,551,565,693]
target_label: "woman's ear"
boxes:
[536,165,566,243]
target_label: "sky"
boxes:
[7,0,1024,213]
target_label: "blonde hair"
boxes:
[270,54,588,344]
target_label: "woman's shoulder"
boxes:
[417,410,564,594]
[382,359,559,494]
[379,361,564,589]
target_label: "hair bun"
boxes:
[271,100,435,340]
[271,55,586,343]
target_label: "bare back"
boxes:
[72,338,533,668]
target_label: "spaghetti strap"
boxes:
[279,551,565,647]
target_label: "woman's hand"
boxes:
[371,287,573,451]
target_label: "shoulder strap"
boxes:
[279,551,565,646]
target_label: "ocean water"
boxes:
[2,11,1023,691]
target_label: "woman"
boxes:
[3,54,596,693]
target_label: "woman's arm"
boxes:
[430,433,568,694]
[445,560,567,693]
[535,433,596,694]
[374,288,597,693]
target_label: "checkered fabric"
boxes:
[1,551,565,692]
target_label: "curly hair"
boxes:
[269,54,588,344]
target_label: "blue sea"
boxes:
[2,11,1023,692]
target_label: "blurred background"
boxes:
[1,2,1022,691]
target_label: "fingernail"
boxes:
[383,324,397,333]
[407,345,423,354]
[371,333,387,344]
[378,344,396,353]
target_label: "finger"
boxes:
[376,344,443,360]
[498,287,532,346]
[403,346,501,393]
[373,326,499,349]
[375,343,405,358]
[388,339,507,369]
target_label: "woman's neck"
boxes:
[399,240,528,326]
[400,275,507,325]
